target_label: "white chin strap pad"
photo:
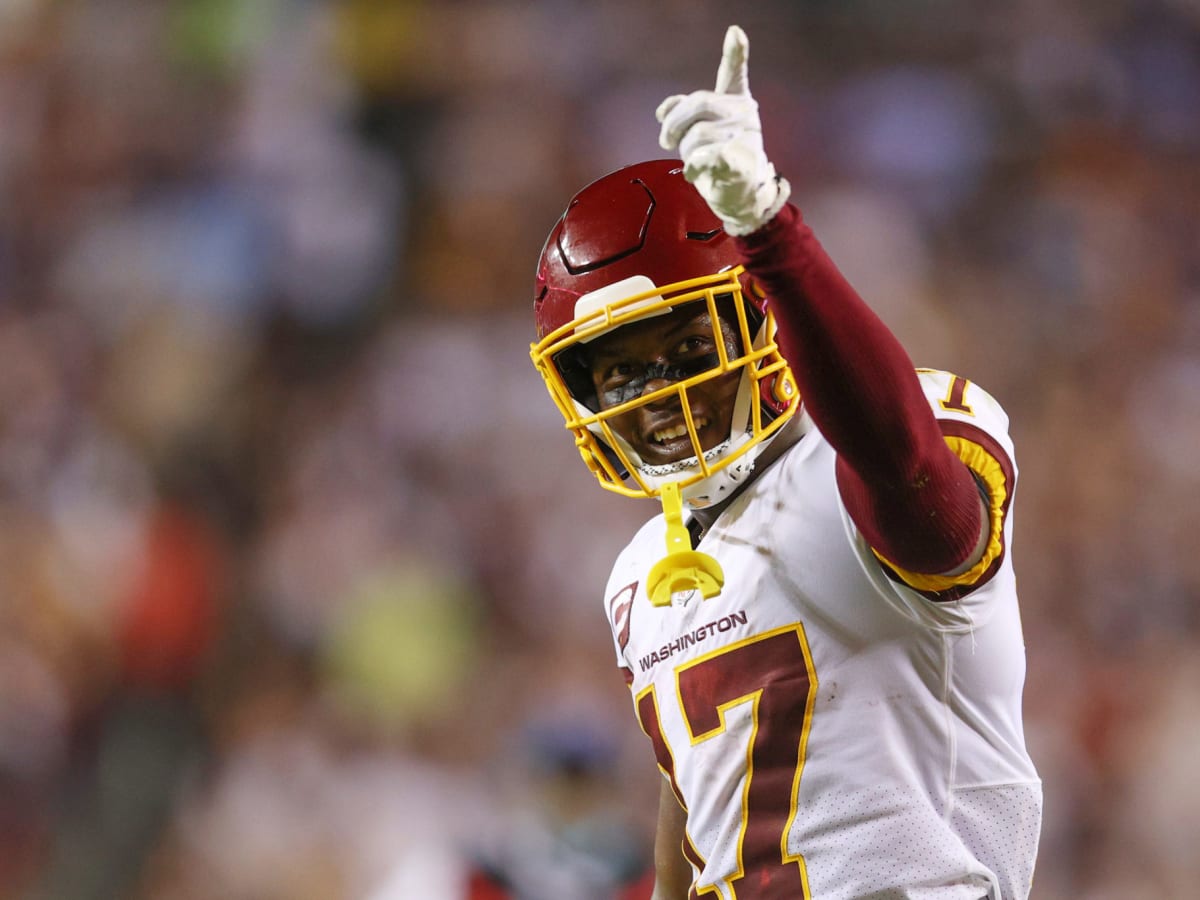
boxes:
[638,432,763,508]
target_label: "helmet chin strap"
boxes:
[639,433,759,508]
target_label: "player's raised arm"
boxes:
[659,25,989,584]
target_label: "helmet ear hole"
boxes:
[760,372,794,417]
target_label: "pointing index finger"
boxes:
[714,25,750,95]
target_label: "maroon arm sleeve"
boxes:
[737,203,982,575]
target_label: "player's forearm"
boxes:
[737,203,929,470]
[737,203,982,574]
[652,777,692,900]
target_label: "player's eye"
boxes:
[602,361,637,383]
[674,334,714,356]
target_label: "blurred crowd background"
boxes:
[0,0,1198,897]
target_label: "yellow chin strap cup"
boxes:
[646,481,725,607]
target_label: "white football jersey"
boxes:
[605,371,1041,899]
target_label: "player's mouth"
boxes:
[641,415,711,462]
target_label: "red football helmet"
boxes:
[530,160,799,507]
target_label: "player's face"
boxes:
[586,303,744,465]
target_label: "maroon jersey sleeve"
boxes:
[737,204,984,579]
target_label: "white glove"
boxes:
[656,25,791,236]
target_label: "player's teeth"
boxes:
[653,418,706,443]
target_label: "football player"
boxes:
[530,26,1042,900]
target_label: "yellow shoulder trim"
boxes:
[874,435,1007,593]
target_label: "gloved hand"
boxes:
[656,25,791,236]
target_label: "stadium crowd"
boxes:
[0,0,1198,897]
